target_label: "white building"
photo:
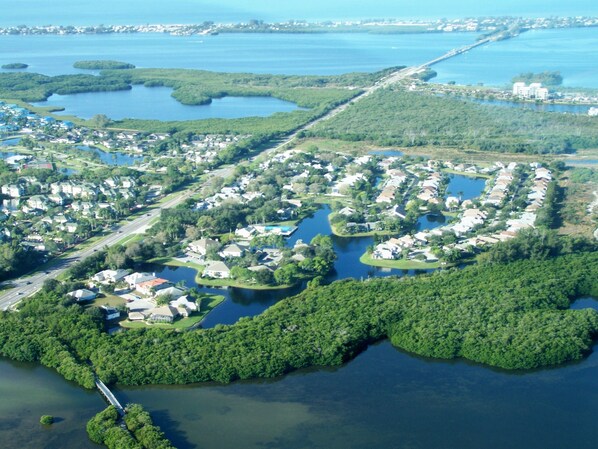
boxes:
[512,82,549,100]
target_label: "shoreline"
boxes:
[1,16,597,37]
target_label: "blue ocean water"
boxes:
[0,32,475,76]
[433,27,598,88]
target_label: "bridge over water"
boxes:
[95,378,125,416]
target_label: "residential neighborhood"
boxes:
[369,161,554,265]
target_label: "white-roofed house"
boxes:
[203,261,231,279]
[67,289,97,302]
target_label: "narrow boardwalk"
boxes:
[95,378,125,416]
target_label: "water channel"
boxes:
[149,174,486,328]
[466,97,596,114]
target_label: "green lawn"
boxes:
[153,257,293,290]
[90,294,126,308]
[359,253,441,270]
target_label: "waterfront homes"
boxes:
[376,169,408,204]
[331,173,367,196]
[483,164,516,206]
[220,243,245,258]
[416,171,443,204]
[188,238,219,256]
[202,261,231,279]
[371,162,552,264]
[105,270,200,324]
[124,272,158,290]
[147,305,180,323]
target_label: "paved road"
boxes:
[0,188,194,311]
[0,39,492,310]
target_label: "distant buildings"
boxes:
[512,82,549,100]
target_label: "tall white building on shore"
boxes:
[512,82,549,100]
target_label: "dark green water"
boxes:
[3,335,598,449]
[0,359,104,449]
[117,339,598,449]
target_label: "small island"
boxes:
[40,415,54,425]
[73,60,136,70]
[1,62,28,69]
[512,70,563,86]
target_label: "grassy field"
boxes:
[359,253,441,270]
[90,294,126,308]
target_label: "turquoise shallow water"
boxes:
[433,27,598,88]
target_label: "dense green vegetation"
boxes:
[1,63,28,69]
[309,87,598,154]
[87,406,139,449]
[568,166,598,184]
[512,71,563,86]
[39,415,54,425]
[87,404,176,449]
[1,244,596,389]
[124,404,177,449]
[477,228,595,264]
[0,72,131,102]
[535,182,563,229]
[0,241,38,282]
[74,60,136,70]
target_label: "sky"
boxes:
[1,0,598,26]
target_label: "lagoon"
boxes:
[76,145,144,166]
[33,85,302,121]
[570,297,598,311]
[148,205,434,328]
[446,173,486,200]
[151,185,498,329]
[565,159,598,167]
[0,138,21,146]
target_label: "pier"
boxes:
[95,378,125,416]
